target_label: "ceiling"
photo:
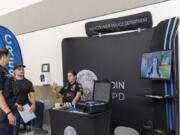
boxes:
[0,0,169,35]
[0,0,43,16]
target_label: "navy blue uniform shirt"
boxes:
[0,65,15,107]
[59,81,83,103]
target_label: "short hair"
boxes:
[0,48,9,59]
[67,70,77,76]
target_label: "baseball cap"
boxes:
[14,63,26,70]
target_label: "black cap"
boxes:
[14,64,26,70]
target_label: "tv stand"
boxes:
[137,93,178,100]
[144,94,177,100]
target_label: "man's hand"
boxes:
[16,103,23,112]
[72,100,76,106]
[72,92,81,106]
[0,91,16,126]
[7,113,16,126]
[30,104,36,113]
[52,82,58,93]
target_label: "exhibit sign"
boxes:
[85,11,152,36]
[0,26,23,75]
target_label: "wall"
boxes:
[16,0,180,86]
[34,86,62,103]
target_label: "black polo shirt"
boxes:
[59,81,83,103]
[13,78,35,105]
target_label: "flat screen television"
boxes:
[141,50,172,80]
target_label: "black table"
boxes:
[49,108,111,135]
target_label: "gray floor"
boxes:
[19,124,51,135]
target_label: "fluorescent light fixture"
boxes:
[0,0,43,16]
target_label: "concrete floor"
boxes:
[19,124,51,135]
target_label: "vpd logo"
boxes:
[77,69,98,101]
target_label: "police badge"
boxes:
[71,84,76,91]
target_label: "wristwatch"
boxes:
[6,111,12,116]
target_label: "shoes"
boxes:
[19,125,32,133]
[33,128,48,134]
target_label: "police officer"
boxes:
[52,71,83,105]
[0,48,16,135]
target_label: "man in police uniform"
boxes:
[13,64,48,134]
[0,48,17,135]
[52,71,83,105]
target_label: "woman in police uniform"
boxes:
[52,71,83,105]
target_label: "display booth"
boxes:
[0,10,179,135]
[59,13,179,135]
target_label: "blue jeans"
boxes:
[18,101,44,129]
[0,101,44,135]
[0,111,20,135]
[2,101,45,135]
[0,119,13,135]
[34,101,44,128]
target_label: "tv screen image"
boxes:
[141,50,172,80]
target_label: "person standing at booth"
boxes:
[146,57,161,78]
[13,64,48,134]
[0,48,17,135]
[52,71,83,105]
